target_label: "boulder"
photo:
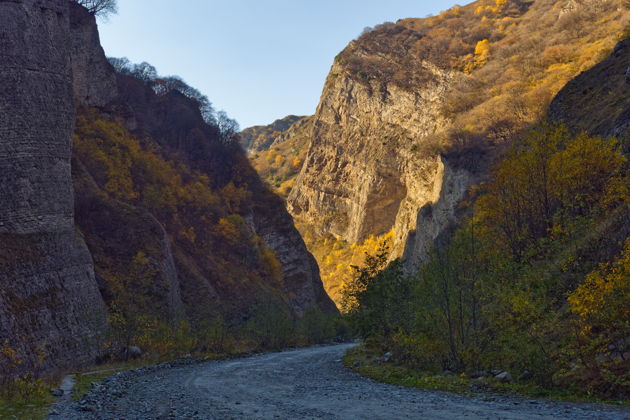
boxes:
[127,346,143,359]
[495,371,513,383]
[380,352,393,363]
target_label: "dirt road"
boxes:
[50,343,629,419]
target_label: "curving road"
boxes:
[51,343,629,419]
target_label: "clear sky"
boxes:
[98,0,463,129]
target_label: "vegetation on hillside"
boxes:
[75,0,117,17]
[298,226,394,305]
[341,0,629,153]
[72,109,343,357]
[343,123,630,398]
[245,117,313,198]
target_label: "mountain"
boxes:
[245,0,629,305]
[240,115,306,154]
[340,39,630,398]
[240,116,314,198]
[0,0,334,377]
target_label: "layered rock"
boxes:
[0,0,105,375]
[69,2,118,107]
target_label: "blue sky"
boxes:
[98,1,464,129]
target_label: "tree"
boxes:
[76,0,118,17]
[217,111,240,144]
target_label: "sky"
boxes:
[98,0,464,129]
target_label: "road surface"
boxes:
[50,343,629,419]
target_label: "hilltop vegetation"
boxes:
[242,116,313,198]
[339,0,629,153]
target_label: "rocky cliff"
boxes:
[287,60,479,265]
[240,115,306,154]
[0,0,334,377]
[278,0,626,302]
[0,0,106,376]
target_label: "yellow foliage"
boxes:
[568,239,630,336]
[215,217,241,244]
[473,39,491,67]
[299,227,395,307]
[273,154,284,168]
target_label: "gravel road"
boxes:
[50,343,629,419]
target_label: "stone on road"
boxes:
[50,343,629,419]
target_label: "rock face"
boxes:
[251,204,337,314]
[284,0,625,271]
[401,156,477,269]
[69,2,117,107]
[240,115,306,154]
[0,0,105,375]
[287,60,478,263]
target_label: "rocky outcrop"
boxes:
[549,38,630,150]
[251,202,337,315]
[402,156,476,269]
[240,115,306,154]
[0,0,105,375]
[285,0,624,270]
[69,1,117,107]
[287,60,478,262]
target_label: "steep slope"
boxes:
[240,115,305,154]
[72,7,336,322]
[241,116,314,197]
[280,0,628,303]
[549,38,630,150]
[78,71,335,320]
[0,0,106,376]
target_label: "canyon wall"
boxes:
[0,0,105,375]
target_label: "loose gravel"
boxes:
[49,343,630,419]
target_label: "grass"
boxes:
[0,377,54,420]
[343,345,630,406]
